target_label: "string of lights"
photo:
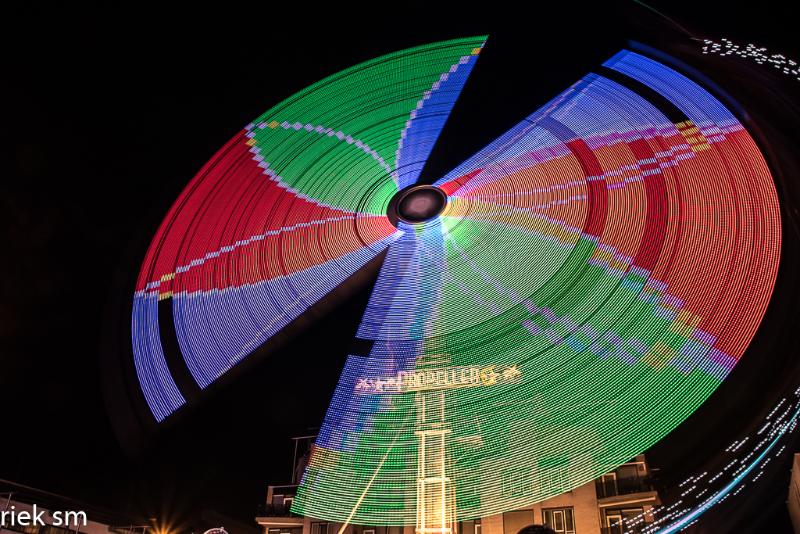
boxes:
[702,38,800,82]
[638,385,800,533]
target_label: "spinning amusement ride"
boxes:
[129,37,781,533]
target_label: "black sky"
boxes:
[4,3,800,533]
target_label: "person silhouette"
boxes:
[517,526,556,534]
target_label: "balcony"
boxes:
[595,476,654,499]
[257,485,300,518]
[256,503,301,517]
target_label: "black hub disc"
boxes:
[388,185,448,225]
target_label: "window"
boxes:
[605,513,624,533]
[601,473,617,485]
[616,464,640,480]
[501,468,531,497]
[539,466,569,495]
[311,524,329,534]
[542,507,575,534]
[597,472,618,498]
[272,493,294,515]
[616,461,646,477]
[604,508,645,533]
[458,519,481,534]
[613,461,651,495]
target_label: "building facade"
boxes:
[788,453,800,533]
[256,441,660,534]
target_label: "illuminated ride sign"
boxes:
[355,365,521,394]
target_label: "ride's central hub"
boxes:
[389,185,448,225]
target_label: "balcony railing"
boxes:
[256,502,301,517]
[595,476,654,499]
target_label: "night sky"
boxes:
[4,3,800,533]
